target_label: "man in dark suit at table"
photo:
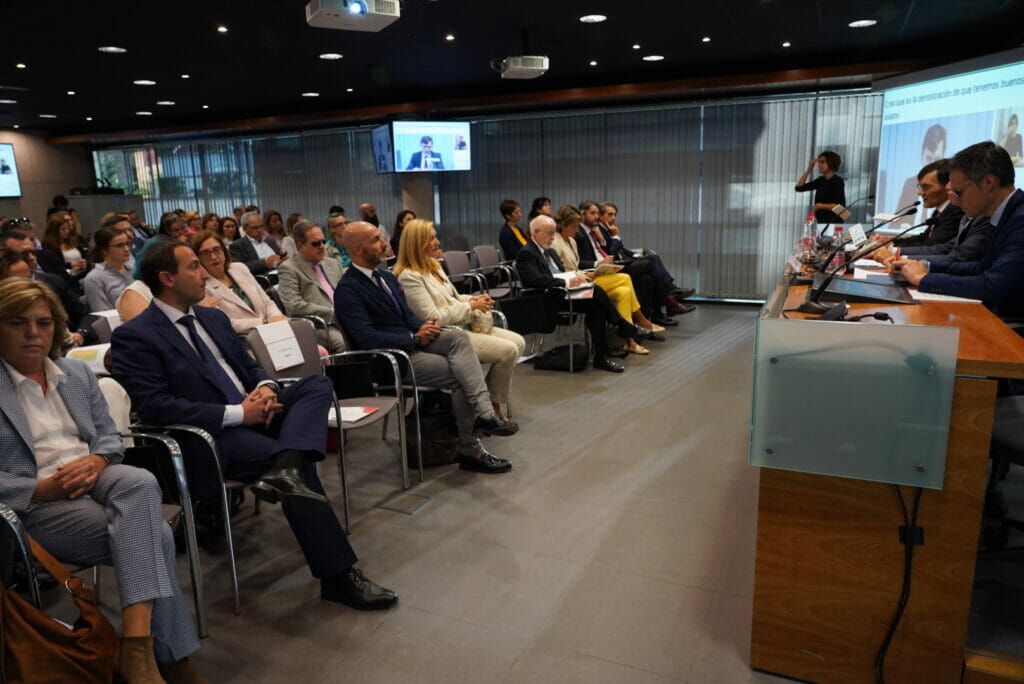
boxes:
[897,142,1024,323]
[229,210,283,275]
[405,136,445,170]
[334,221,517,473]
[111,240,398,610]
[893,160,964,249]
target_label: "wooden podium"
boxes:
[750,276,1024,683]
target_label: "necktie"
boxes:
[544,250,562,274]
[372,270,402,313]
[178,314,244,404]
[314,263,333,297]
[591,230,609,258]
[422,153,428,169]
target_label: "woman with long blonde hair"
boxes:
[395,219,525,420]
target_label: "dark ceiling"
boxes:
[2,0,1024,141]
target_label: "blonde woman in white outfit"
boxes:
[395,219,525,420]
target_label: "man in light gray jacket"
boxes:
[276,220,347,353]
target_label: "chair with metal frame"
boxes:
[471,245,516,299]
[0,430,208,638]
[441,250,487,295]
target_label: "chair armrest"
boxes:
[0,503,41,607]
[324,350,403,400]
[492,310,508,329]
[122,431,191,508]
[131,423,227,485]
[291,314,328,332]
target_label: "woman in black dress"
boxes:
[795,150,846,224]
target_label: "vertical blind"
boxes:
[93,91,882,299]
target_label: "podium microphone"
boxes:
[817,202,920,273]
[798,215,939,315]
[824,194,875,230]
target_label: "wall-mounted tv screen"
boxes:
[876,57,1024,226]
[372,124,395,174]
[392,121,471,173]
[0,143,22,198]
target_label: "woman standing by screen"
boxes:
[795,151,846,224]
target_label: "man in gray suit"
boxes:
[276,220,347,354]
[0,278,205,682]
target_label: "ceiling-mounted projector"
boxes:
[305,0,400,32]
[495,56,549,80]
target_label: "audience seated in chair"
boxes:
[83,226,134,312]
[1,230,88,333]
[395,219,526,420]
[551,205,662,356]
[325,212,352,269]
[192,230,287,335]
[110,240,396,612]
[390,209,416,260]
[229,211,283,276]
[497,199,529,260]
[276,221,347,353]
[517,215,655,373]
[334,221,519,473]
[0,278,207,683]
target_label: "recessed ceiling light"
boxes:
[319,52,343,60]
[589,60,598,66]
[97,46,127,54]
[157,101,175,106]
[202,104,209,109]
[701,36,711,43]
[133,79,157,86]
[632,44,641,50]
[181,73,190,79]
[346,87,354,93]
[67,90,76,96]
[12,124,18,129]
[39,114,57,119]
[445,33,455,41]
[15,63,26,69]
[85,116,93,121]
[217,25,228,33]
[0,99,16,104]
[782,41,792,47]
[302,92,320,97]
[642,54,665,62]
[579,14,607,23]
[848,18,877,28]
[136,111,152,116]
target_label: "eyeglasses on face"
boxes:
[197,246,225,258]
[109,240,132,249]
[307,240,325,248]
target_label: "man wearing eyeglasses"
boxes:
[894,141,1024,322]
[276,221,347,353]
[891,160,964,248]
[228,211,283,275]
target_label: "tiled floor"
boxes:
[153,304,791,681]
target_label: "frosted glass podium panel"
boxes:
[749,318,960,489]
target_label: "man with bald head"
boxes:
[334,222,517,473]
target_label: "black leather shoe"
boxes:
[592,355,625,373]
[670,287,696,300]
[473,414,519,437]
[651,314,679,327]
[667,301,696,316]
[645,332,666,342]
[321,568,398,610]
[255,468,329,516]
[458,448,512,473]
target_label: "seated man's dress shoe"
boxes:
[670,287,696,300]
[473,414,519,436]
[253,467,329,515]
[592,356,625,373]
[666,301,696,316]
[321,567,398,610]
[458,448,513,473]
[651,313,680,326]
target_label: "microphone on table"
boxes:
[798,215,939,316]
[817,202,921,273]
[822,194,876,234]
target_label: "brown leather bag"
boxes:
[1,537,119,683]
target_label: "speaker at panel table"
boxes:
[402,135,446,170]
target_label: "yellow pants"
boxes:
[594,273,641,321]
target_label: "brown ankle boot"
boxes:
[118,636,166,683]
[159,658,210,684]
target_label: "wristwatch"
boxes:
[413,333,422,348]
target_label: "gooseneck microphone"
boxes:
[817,202,921,273]
[823,194,876,233]
[798,215,939,315]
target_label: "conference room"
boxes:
[2,1,1024,682]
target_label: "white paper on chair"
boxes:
[255,320,303,371]
[329,405,380,427]
[92,309,122,331]
[66,344,111,375]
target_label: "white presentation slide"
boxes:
[877,60,1024,220]
[393,121,471,173]
[0,143,22,198]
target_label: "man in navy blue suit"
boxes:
[334,221,518,474]
[896,141,1024,323]
[111,240,398,609]
[405,136,445,170]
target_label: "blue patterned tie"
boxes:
[178,315,244,404]
[372,270,402,314]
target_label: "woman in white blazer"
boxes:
[191,231,286,335]
[395,219,525,420]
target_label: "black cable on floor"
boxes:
[874,486,924,684]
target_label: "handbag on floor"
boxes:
[405,390,460,467]
[1,537,119,683]
[533,343,590,372]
